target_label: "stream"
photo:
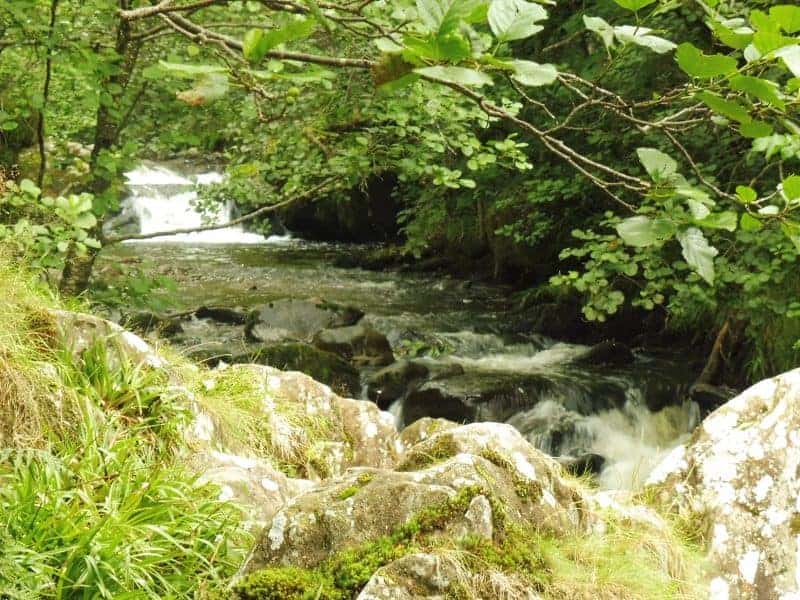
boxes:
[98,163,701,490]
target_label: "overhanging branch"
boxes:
[105,176,340,244]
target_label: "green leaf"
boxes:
[613,0,656,11]
[770,5,800,34]
[696,91,751,123]
[636,147,678,181]
[677,227,718,285]
[158,62,226,78]
[736,185,757,203]
[775,45,800,77]
[740,213,763,231]
[488,0,547,42]
[675,43,738,78]
[243,29,269,63]
[262,18,316,53]
[419,0,487,35]
[782,175,800,200]
[583,16,614,48]
[698,211,738,231]
[616,216,676,247]
[73,213,97,229]
[709,21,753,50]
[511,60,558,86]
[754,31,795,54]
[782,220,800,252]
[415,65,493,86]
[613,25,676,54]
[687,200,710,220]
[729,75,785,110]
[740,120,774,138]
[19,179,41,198]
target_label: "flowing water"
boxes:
[99,163,700,490]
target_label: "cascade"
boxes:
[122,164,287,244]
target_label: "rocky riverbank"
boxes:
[15,302,798,598]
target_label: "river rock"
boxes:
[243,422,589,574]
[236,342,360,397]
[313,322,394,367]
[401,372,553,427]
[246,299,363,343]
[194,305,249,325]
[646,368,800,600]
[557,452,606,476]
[572,340,635,367]
[366,360,429,409]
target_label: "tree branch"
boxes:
[105,176,340,244]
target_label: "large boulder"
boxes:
[313,322,394,367]
[647,368,800,600]
[401,372,555,427]
[242,422,589,574]
[246,299,363,343]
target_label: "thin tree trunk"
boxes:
[36,0,60,188]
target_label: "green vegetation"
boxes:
[0,263,249,598]
[234,485,705,600]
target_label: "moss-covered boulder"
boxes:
[242,422,589,574]
[366,360,429,409]
[647,368,800,600]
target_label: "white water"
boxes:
[123,164,280,244]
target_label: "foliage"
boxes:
[1,0,799,376]
[0,258,250,598]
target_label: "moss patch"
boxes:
[479,446,543,502]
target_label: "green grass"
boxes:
[0,257,251,598]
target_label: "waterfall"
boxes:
[122,164,286,244]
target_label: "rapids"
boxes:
[100,163,701,490]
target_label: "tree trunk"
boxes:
[59,1,139,296]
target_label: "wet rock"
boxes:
[402,372,553,427]
[366,360,429,409]
[647,368,800,600]
[194,305,248,325]
[246,298,363,343]
[243,422,589,573]
[235,343,360,397]
[313,322,394,367]
[573,341,635,367]
[557,453,606,477]
[185,343,237,366]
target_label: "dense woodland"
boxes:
[1,0,800,597]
